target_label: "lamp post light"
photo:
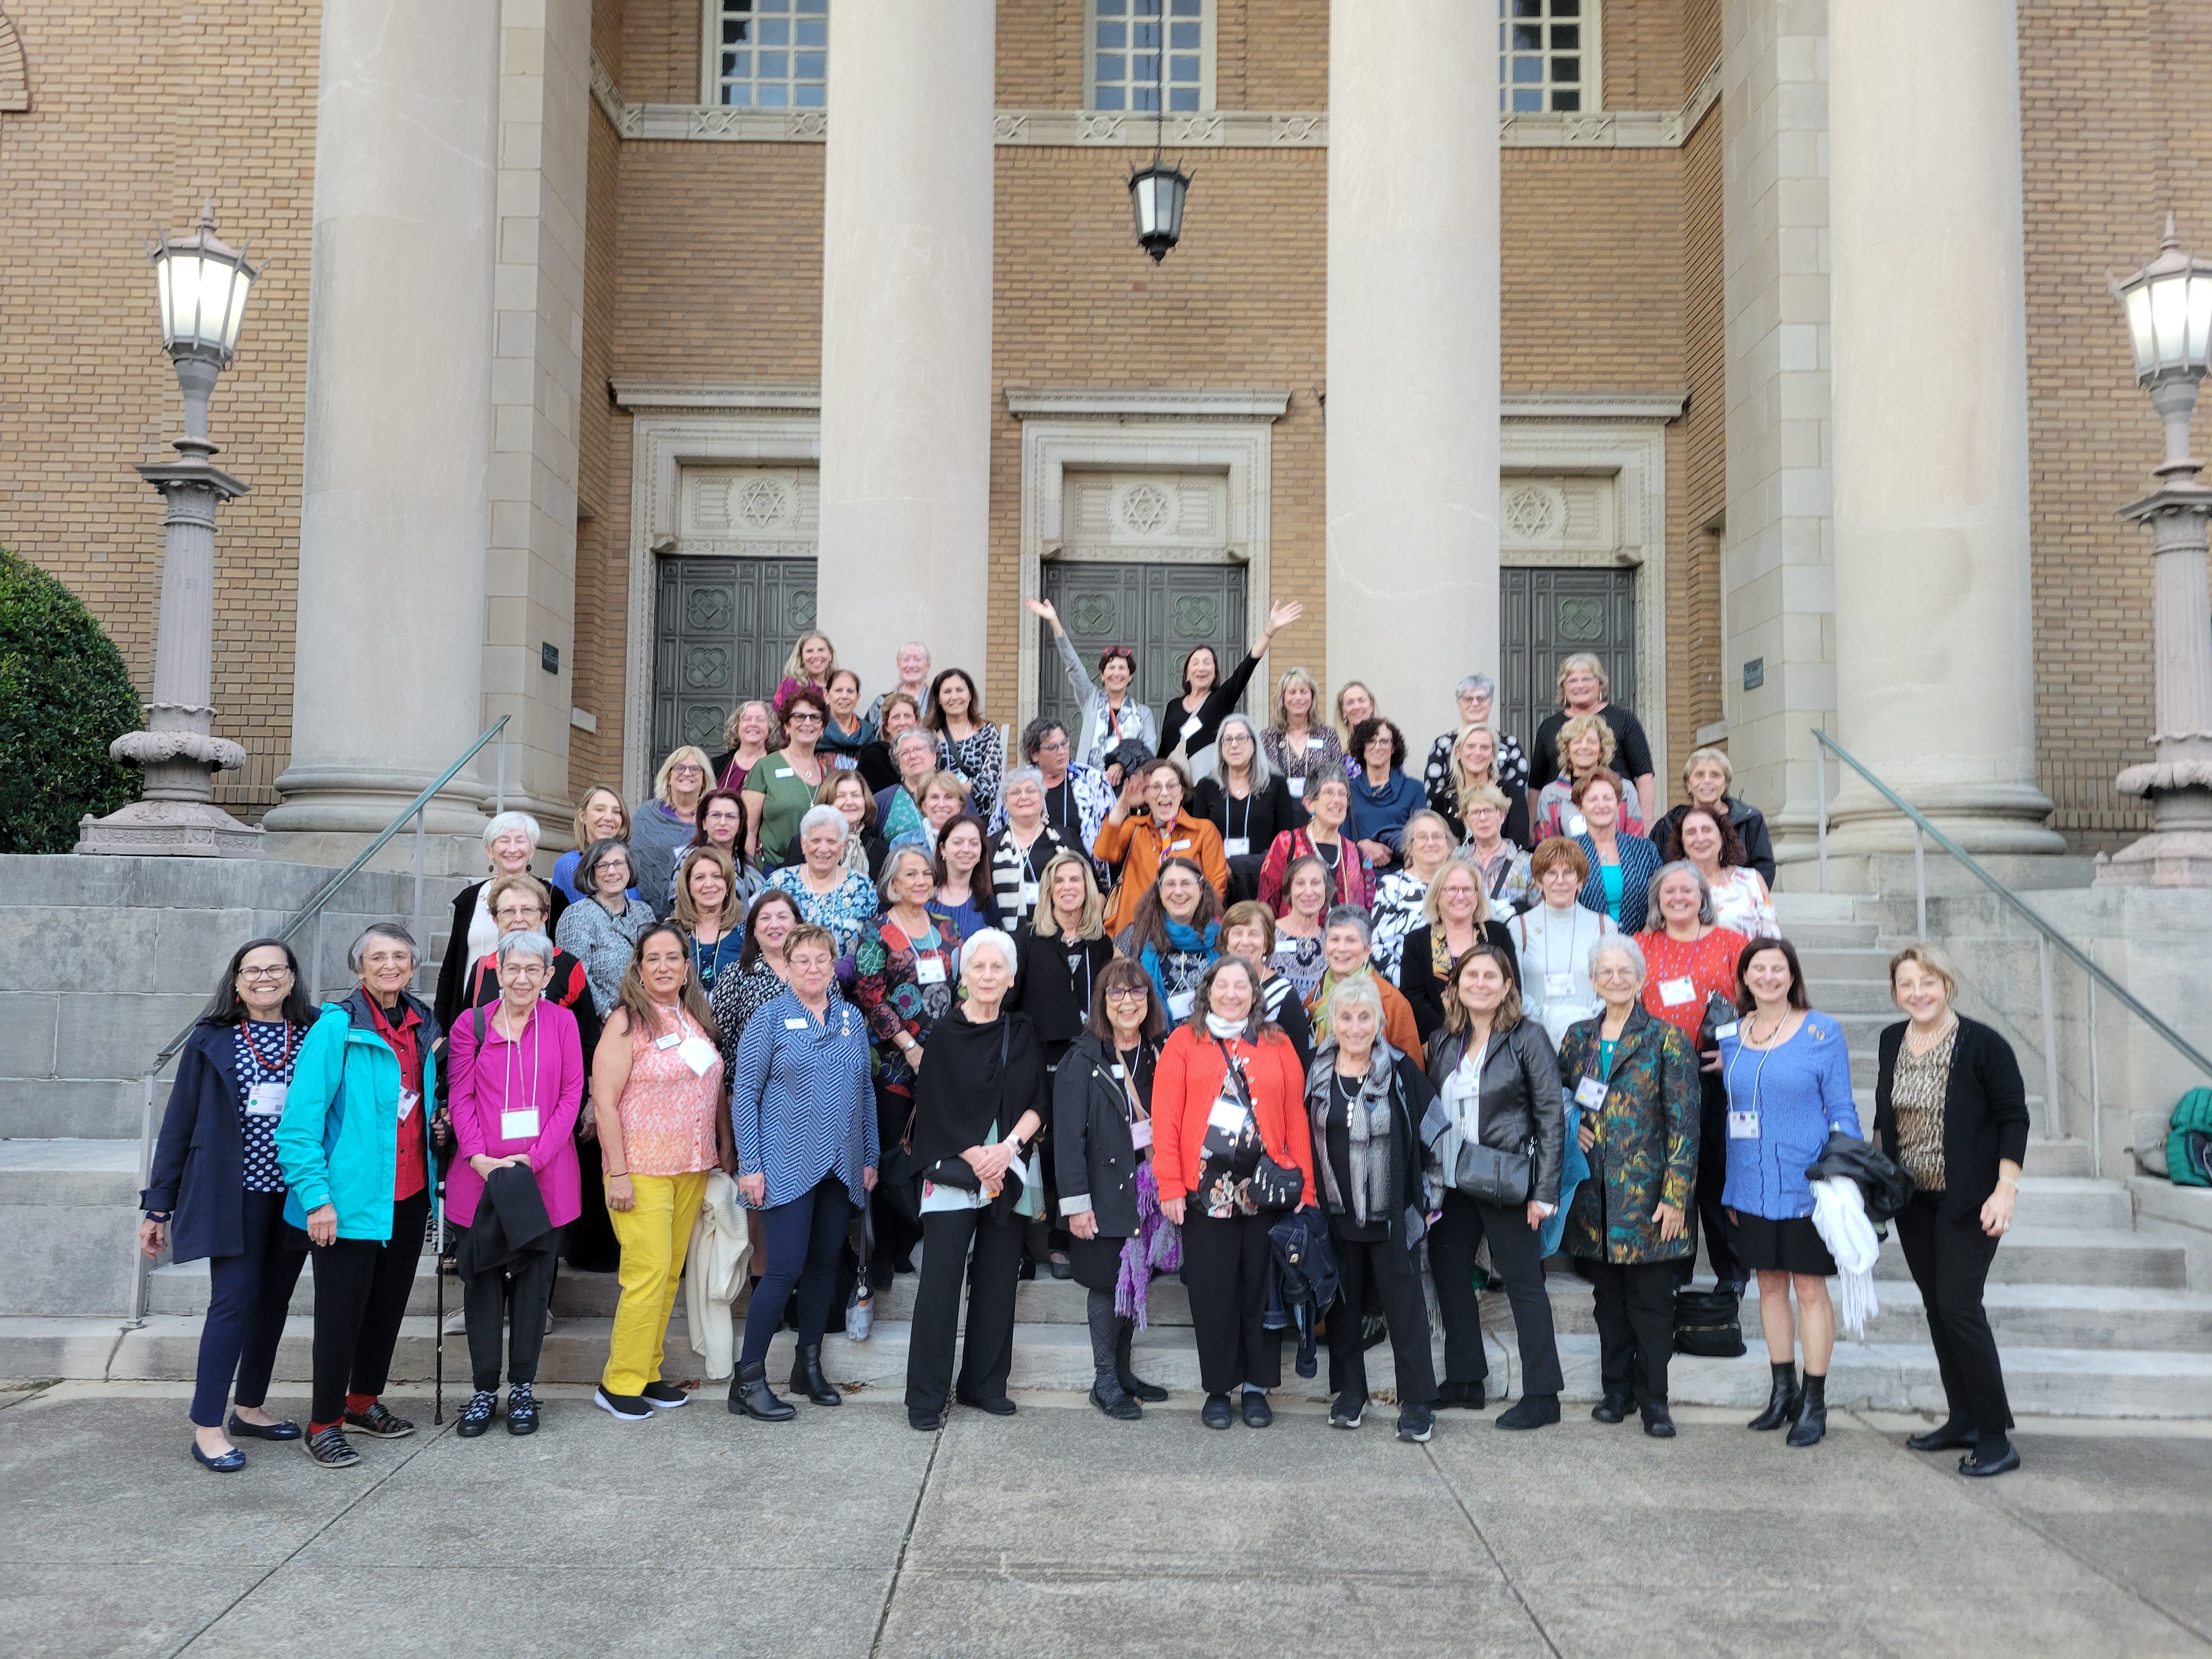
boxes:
[2098,212,2212,886]
[76,200,268,858]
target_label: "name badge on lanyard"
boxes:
[1544,972,1576,1001]
[500,1108,540,1141]
[1728,1110,1760,1139]
[397,1088,420,1122]
[1019,881,1040,909]
[1130,1118,1154,1151]
[1223,837,1250,858]
[1659,975,1697,1007]
[1180,716,1203,743]
[245,1082,286,1117]
[915,953,947,986]
[677,1035,718,1077]
[1286,777,1305,799]
[1574,1075,1608,1110]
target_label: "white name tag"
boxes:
[775,767,794,778]
[1566,814,1588,837]
[915,955,947,985]
[1660,975,1697,1007]
[1181,717,1202,742]
[1168,839,1191,853]
[1207,1099,1246,1132]
[1286,777,1305,799]
[1130,1119,1154,1150]
[1223,837,1250,858]
[1728,1110,1760,1139]
[677,1035,718,1077]
[1167,990,1195,1019]
[245,1082,286,1117]
[1307,736,1324,749]
[1019,881,1040,907]
[1110,1064,1126,1079]
[500,1108,540,1141]
[1575,1076,1609,1110]
[397,1088,420,1122]
[655,1032,682,1050]
[1714,1021,1739,1041]
[1544,972,1576,1000]
[785,1017,810,1030]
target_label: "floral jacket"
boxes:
[1557,1003,1700,1265]
[853,913,965,1094]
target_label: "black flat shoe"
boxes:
[505,1385,539,1435]
[957,1392,1018,1417]
[640,1380,690,1410]
[227,1414,301,1442]
[1240,1392,1273,1428]
[1641,1403,1677,1439]
[1908,1421,1977,1453]
[191,1442,246,1472]
[908,1408,941,1431]
[1435,1379,1488,1411]
[1590,1392,1633,1425]
[1960,1442,2021,1478]
[341,1402,415,1439]
[1201,1393,1233,1430]
[454,1390,498,1438]
[1496,1393,1560,1431]
[1090,1384,1142,1421]
[1049,1252,1074,1280]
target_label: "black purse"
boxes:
[1216,1038,1304,1213]
[1673,1285,1748,1358]
[1448,1034,1533,1206]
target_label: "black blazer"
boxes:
[1052,1031,1159,1238]
[1190,774,1307,854]
[1874,1017,2030,1222]
[435,878,569,1035]
[142,1022,307,1263]
[1261,972,1317,1076]
[1397,919,1519,1044]
[1009,926,1117,1053]
[1424,1019,1567,1209]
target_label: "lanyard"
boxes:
[1116,1043,1150,1126]
[1724,1017,1785,1120]
[1228,789,1251,842]
[693,930,732,985]
[496,1003,541,1132]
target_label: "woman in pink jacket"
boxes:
[445,930,585,1437]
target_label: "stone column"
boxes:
[1825,0,2062,855]
[1325,0,1499,749]
[265,0,501,862]
[815,0,996,693]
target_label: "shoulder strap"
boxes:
[473,1005,488,1048]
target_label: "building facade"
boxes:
[1,0,2204,863]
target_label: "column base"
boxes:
[2094,830,2212,889]
[74,799,266,859]
[1821,778,2067,860]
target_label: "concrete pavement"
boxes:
[2,1381,2207,1657]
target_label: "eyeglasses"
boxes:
[493,907,544,923]
[669,764,704,777]
[1036,738,1070,754]
[238,966,292,981]
[785,712,823,726]
[1104,986,1148,1002]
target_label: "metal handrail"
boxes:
[128,715,510,1322]
[1812,726,2212,1086]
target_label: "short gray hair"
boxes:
[1209,713,1274,791]
[348,922,417,975]
[878,844,935,905]
[481,810,543,851]
[1589,934,1647,983]
[960,927,1018,978]
[1454,673,1497,706]
[798,804,850,845]
[1643,861,1716,933]
[1323,905,1372,947]
[494,929,555,970]
[1323,972,1387,1035]
[894,727,939,763]
[1001,765,1045,802]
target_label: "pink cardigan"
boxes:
[445,999,585,1230]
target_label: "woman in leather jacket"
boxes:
[1423,943,1568,1430]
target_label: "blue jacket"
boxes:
[1719,1011,1860,1219]
[729,987,878,1209]
[1573,831,1663,932]
[1347,767,1426,857]
[142,1022,285,1263]
[275,989,442,1242]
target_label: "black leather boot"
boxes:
[789,1344,842,1408]
[1114,1317,1169,1403]
[1786,1372,1828,1447]
[1748,1361,1801,1431]
[729,1360,795,1421]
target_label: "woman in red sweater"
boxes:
[1154,955,1316,1430]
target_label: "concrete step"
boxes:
[2008,1176,2135,1232]
[2024,1138,2095,1178]
[1876,1225,2186,1288]
[0,1080,155,1140]
[1770,893,1873,925]
[1792,946,1897,985]
[1767,922,1882,951]
[0,1139,139,1316]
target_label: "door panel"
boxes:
[651,554,818,775]
[1498,566,1637,752]
[1038,560,1248,741]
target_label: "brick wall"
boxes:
[1677,102,1726,761]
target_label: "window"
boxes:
[1500,0,1589,114]
[709,0,827,109]
[1089,0,1211,114]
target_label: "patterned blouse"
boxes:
[729,986,877,1207]
[1269,933,1326,1003]
[1708,866,1779,940]
[768,864,880,960]
[1890,1022,1956,1193]
[234,1020,302,1194]
[1469,843,1537,916]
[854,912,964,1094]
[936,726,1004,822]
[1368,868,1434,980]
[612,1004,723,1178]
[1261,726,1344,803]
[555,894,656,1017]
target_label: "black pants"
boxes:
[873,1084,924,1268]
[1693,1076,1743,1285]
[742,1175,853,1367]
[307,1187,428,1425]
[1181,1208,1282,1395]
[1328,1228,1436,1407]
[459,1225,562,1392]
[1585,1257,1678,1409]
[905,1206,1024,1417]
[1895,1191,2012,1436]
[1427,1190,1564,1395]
[192,1189,308,1427]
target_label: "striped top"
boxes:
[729,986,879,1208]
[612,1005,723,1178]
[985,821,1071,933]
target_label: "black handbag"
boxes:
[1673,1285,1748,1358]
[1216,1038,1304,1213]
[1451,1137,1533,1207]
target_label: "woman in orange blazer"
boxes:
[1153,954,1315,1430]
[1093,758,1231,938]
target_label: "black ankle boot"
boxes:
[789,1344,842,1407]
[1786,1373,1828,1446]
[730,1359,794,1421]
[1114,1317,1169,1402]
[1748,1361,1801,1431]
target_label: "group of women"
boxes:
[141,631,2026,1477]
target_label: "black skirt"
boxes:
[1732,1212,1836,1278]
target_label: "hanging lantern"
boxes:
[1128,159,1192,263]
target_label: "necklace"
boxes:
[1905,1014,1957,1057]
[1747,1008,1788,1045]
[241,1019,295,1070]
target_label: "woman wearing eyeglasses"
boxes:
[744,687,835,876]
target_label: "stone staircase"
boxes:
[3,875,2208,1418]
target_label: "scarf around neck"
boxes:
[1139,918,1218,1009]
[1309,1040,1396,1226]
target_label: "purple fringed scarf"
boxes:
[1116,1159,1183,1328]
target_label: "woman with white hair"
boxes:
[1191,713,1306,903]
[904,928,1048,1429]
[767,804,880,960]
[1260,665,1343,801]
[1423,675,1529,824]
[984,767,1073,933]
[633,747,715,916]
[435,810,559,1034]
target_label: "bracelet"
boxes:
[144,1211,171,1223]
[1996,1175,2020,1190]
[606,1167,629,1179]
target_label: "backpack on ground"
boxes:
[2166,1087,2212,1187]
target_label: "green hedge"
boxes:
[0,549,143,854]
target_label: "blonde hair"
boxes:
[1030,850,1106,941]
[653,746,715,804]
[1888,941,1960,1001]
[672,844,744,932]
[1458,782,1511,825]
[1449,724,1500,817]
[571,785,630,849]
[1554,651,1609,704]
[1333,680,1376,743]
[1555,713,1616,775]
[1271,666,1322,731]
[1682,744,1735,789]
[781,631,838,685]
[1421,856,1493,932]
[916,771,969,810]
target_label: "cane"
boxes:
[433,1169,446,1425]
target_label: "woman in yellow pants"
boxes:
[590,922,730,1419]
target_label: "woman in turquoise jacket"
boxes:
[275,923,442,1470]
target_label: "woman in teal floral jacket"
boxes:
[1558,934,1700,1438]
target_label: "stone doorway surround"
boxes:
[611,383,822,802]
